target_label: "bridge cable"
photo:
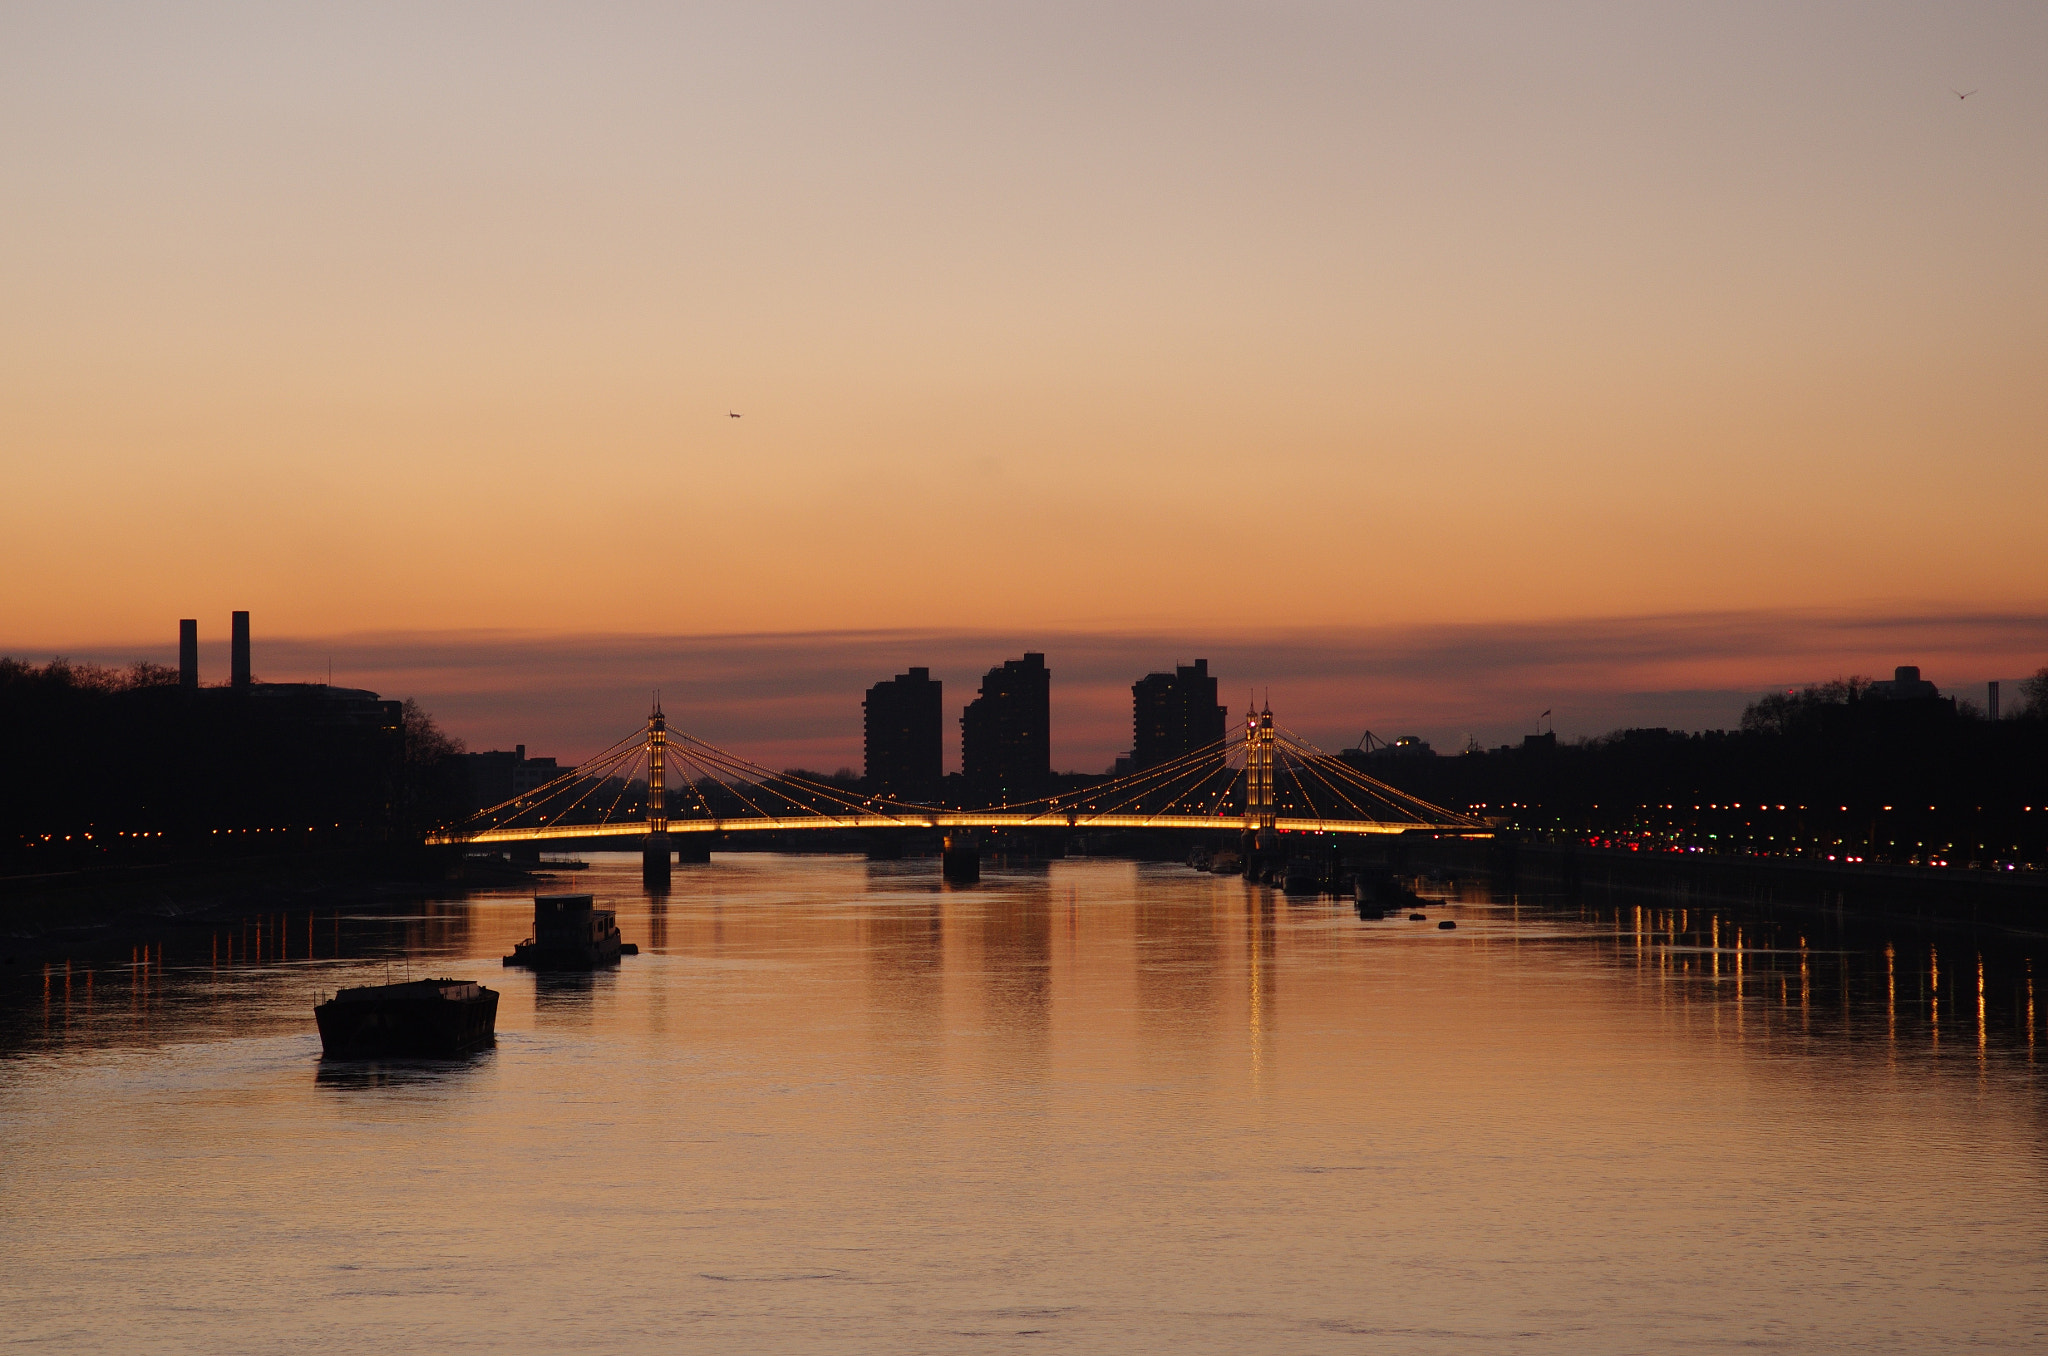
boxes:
[445,727,648,833]
[1276,727,1480,827]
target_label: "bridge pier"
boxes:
[942,831,980,884]
[642,833,672,889]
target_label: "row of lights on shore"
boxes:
[23,824,349,844]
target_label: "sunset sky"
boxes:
[5,3,2044,766]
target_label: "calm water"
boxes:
[3,854,2045,1354]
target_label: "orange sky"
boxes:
[4,4,2045,676]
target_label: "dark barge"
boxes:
[505,894,637,970]
[314,978,500,1058]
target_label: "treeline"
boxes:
[1352,672,2048,869]
[0,658,469,874]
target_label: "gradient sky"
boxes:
[5,3,2045,761]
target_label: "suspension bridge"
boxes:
[424,701,1488,883]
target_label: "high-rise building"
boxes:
[961,653,1050,801]
[863,667,943,799]
[179,619,198,691]
[1132,659,1226,770]
[231,610,251,688]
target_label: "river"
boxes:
[3,853,2044,1353]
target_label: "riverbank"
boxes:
[0,849,546,966]
[1412,835,2048,937]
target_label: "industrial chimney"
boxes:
[231,611,251,688]
[1989,681,2001,721]
[179,619,198,691]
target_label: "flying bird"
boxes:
[729,411,742,418]
[1954,89,1977,99]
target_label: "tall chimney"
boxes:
[179,619,198,691]
[1989,681,2001,721]
[231,611,251,688]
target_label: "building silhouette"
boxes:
[458,744,569,814]
[961,653,1050,802]
[1132,659,1226,770]
[863,666,943,799]
[179,619,198,691]
[231,610,251,688]
[1868,665,1941,702]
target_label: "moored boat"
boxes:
[1282,859,1325,895]
[504,894,635,970]
[314,978,499,1058]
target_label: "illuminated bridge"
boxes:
[425,701,1487,883]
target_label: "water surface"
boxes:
[3,854,2044,1353]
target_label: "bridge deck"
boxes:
[428,815,1486,846]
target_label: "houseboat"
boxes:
[504,894,636,970]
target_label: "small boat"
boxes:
[505,894,634,970]
[1282,859,1324,895]
[1209,851,1243,876]
[1357,871,1423,910]
[315,978,499,1058]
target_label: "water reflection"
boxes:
[4,854,2047,1353]
[1541,892,2046,1063]
[7,860,2045,1071]
[533,969,612,1022]
[315,1049,496,1091]
[1246,887,1277,1093]
[980,884,1052,1076]
[861,880,943,1064]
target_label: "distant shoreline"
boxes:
[1419,836,2048,939]
[0,850,543,967]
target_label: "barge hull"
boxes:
[315,989,499,1058]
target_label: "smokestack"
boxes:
[179,619,198,691]
[1989,681,2001,721]
[231,611,251,689]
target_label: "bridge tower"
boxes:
[1243,701,1277,866]
[643,698,671,889]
